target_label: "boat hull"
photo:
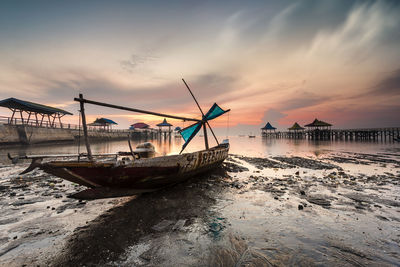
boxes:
[39,144,229,190]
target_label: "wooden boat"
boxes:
[37,142,228,198]
[9,79,230,199]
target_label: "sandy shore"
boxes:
[0,150,399,266]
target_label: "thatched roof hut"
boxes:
[304,118,332,129]
[288,122,305,131]
[261,122,276,131]
[157,118,172,132]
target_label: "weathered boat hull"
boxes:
[39,144,229,191]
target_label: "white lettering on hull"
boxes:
[180,147,228,173]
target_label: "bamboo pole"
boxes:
[78,93,93,160]
[74,96,200,122]
[203,122,209,150]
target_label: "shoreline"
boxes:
[0,151,399,266]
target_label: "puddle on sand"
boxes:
[113,153,400,266]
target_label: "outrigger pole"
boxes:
[74,95,201,122]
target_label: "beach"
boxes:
[0,137,399,266]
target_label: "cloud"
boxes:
[261,0,361,54]
[368,68,400,96]
[260,109,287,129]
[305,1,400,63]
[184,73,238,103]
[120,52,158,73]
[279,91,330,111]
[0,66,241,123]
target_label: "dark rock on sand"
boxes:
[223,162,249,173]
[273,156,340,170]
[234,156,290,169]
[0,218,19,225]
[306,195,332,208]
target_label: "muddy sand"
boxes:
[0,151,399,266]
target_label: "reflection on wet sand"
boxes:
[0,137,399,266]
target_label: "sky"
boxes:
[0,0,399,134]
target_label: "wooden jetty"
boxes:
[261,118,400,141]
[262,127,400,142]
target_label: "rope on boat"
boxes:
[78,109,81,160]
[226,111,230,138]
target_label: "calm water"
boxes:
[1,136,399,164]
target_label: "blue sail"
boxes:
[180,122,201,142]
[179,103,228,152]
[179,122,202,151]
[205,103,228,120]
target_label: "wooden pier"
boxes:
[262,128,400,141]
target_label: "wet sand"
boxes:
[0,149,399,266]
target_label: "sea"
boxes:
[1,135,398,163]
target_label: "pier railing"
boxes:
[0,115,83,130]
[0,115,158,134]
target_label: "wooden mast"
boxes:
[202,122,209,149]
[78,93,93,160]
[182,78,219,149]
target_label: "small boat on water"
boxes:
[9,79,230,199]
[394,135,400,142]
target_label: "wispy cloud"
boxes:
[1,0,399,131]
[120,51,159,73]
[368,68,400,96]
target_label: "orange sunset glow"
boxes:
[0,0,399,133]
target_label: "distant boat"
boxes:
[394,135,400,142]
[248,133,256,138]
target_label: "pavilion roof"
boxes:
[0,97,72,115]
[304,118,332,127]
[261,122,276,130]
[130,122,149,129]
[156,118,172,127]
[88,118,118,126]
[288,122,305,130]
